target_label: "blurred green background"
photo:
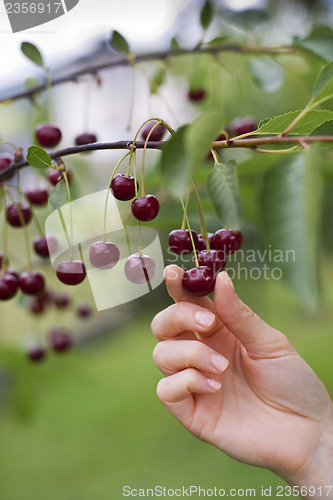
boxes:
[1,0,333,498]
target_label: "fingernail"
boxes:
[163,267,171,280]
[211,354,229,372]
[194,310,215,328]
[206,378,222,391]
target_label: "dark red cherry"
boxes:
[47,168,72,186]
[6,202,32,227]
[0,154,14,183]
[33,235,57,258]
[214,229,243,254]
[182,266,216,297]
[54,292,71,309]
[141,122,166,142]
[0,272,19,300]
[89,241,120,270]
[125,254,156,284]
[6,268,20,280]
[27,346,47,363]
[56,260,87,286]
[35,124,62,148]
[233,117,257,136]
[131,195,159,222]
[188,88,207,102]
[168,230,198,254]
[77,303,93,318]
[196,249,226,274]
[29,296,47,315]
[111,174,138,201]
[19,271,45,296]
[25,188,49,206]
[75,133,97,146]
[50,329,72,353]
[195,233,215,251]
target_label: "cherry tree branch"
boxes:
[0,44,294,104]
[0,134,332,181]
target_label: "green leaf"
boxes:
[200,0,214,30]
[205,36,229,47]
[237,154,281,177]
[310,119,333,136]
[260,148,322,311]
[48,178,68,210]
[248,56,285,93]
[311,61,333,105]
[150,67,166,94]
[185,111,225,170]
[295,27,333,62]
[257,109,333,135]
[21,42,44,67]
[160,125,191,198]
[26,146,52,170]
[109,30,130,55]
[170,37,180,50]
[207,160,242,229]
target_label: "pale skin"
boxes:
[151,265,333,499]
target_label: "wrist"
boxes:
[284,417,333,499]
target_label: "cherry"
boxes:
[6,202,32,227]
[56,260,87,286]
[35,124,62,148]
[6,268,20,280]
[54,292,71,309]
[182,266,216,297]
[196,233,215,251]
[196,249,226,274]
[111,174,138,201]
[89,241,120,270]
[29,296,47,315]
[25,188,49,206]
[233,117,257,136]
[0,154,14,183]
[50,329,72,353]
[131,195,159,222]
[75,133,97,146]
[19,271,45,296]
[214,229,243,254]
[27,346,47,363]
[33,235,57,259]
[188,88,206,102]
[168,230,198,254]
[0,272,19,300]
[77,303,92,318]
[47,169,72,186]
[141,122,165,142]
[125,254,156,284]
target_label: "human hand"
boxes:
[151,265,333,495]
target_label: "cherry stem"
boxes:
[129,117,175,165]
[191,179,210,251]
[133,151,138,199]
[141,119,163,197]
[45,67,53,123]
[211,149,222,165]
[62,170,73,261]
[5,189,32,273]
[181,185,191,231]
[1,188,8,278]
[126,65,136,132]
[124,225,132,255]
[103,151,132,242]
[180,197,199,268]
[137,221,143,256]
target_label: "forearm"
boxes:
[284,420,333,500]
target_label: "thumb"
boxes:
[213,272,295,359]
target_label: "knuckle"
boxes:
[152,342,164,365]
[188,341,206,366]
[150,313,162,337]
